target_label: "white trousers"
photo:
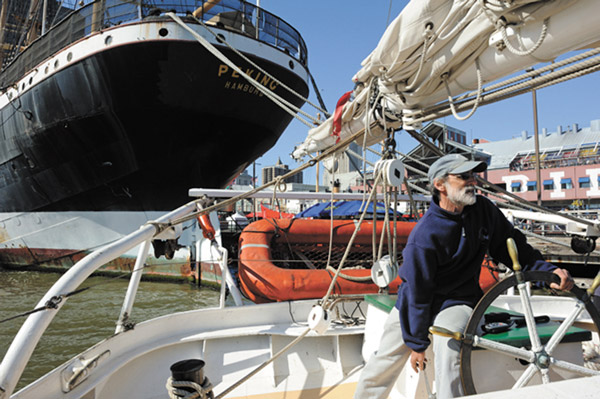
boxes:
[353,305,472,399]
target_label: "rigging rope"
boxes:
[324,160,337,274]
[307,69,331,117]
[475,185,600,256]
[172,12,326,124]
[396,117,600,234]
[414,50,600,125]
[49,0,67,28]
[189,10,329,118]
[475,175,597,228]
[0,255,199,325]
[404,23,434,92]
[322,171,385,305]
[185,11,329,118]
[432,47,600,112]
[0,287,86,324]
[443,58,483,121]
[317,159,378,283]
[383,180,394,260]
[392,187,399,263]
[167,12,316,128]
[172,120,381,228]
[498,17,549,57]
[215,328,311,399]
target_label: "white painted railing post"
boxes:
[115,239,152,333]
[212,244,243,307]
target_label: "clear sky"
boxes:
[250,0,600,185]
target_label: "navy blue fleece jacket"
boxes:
[396,195,556,352]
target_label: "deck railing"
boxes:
[0,0,307,89]
[0,197,243,398]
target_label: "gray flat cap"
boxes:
[428,154,487,184]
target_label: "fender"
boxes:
[197,214,216,241]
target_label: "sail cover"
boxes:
[293,0,600,160]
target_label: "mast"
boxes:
[255,0,260,39]
[0,0,9,68]
[41,0,48,35]
[532,88,542,207]
[529,68,542,207]
[26,0,41,44]
[192,0,222,19]
[92,1,106,32]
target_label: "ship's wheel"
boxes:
[430,239,600,395]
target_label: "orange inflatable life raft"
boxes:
[238,218,500,303]
[238,218,411,303]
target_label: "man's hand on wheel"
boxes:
[551,268,574,291]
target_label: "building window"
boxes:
[511,182,521,193]
[527,181,537,191]
[579,177,591,188]
[560,178,573,190]
[543,179,554,190]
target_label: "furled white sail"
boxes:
[293,0,600,160]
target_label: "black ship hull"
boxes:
[0,23,308,212]
[0,5,309,277]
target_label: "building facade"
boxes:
[474,119,600,210]
[232,169,253,186]
[321,142,363,189]
[261,158,303,185]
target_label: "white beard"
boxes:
[445,182,476,207]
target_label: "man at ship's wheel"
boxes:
[354,154,574,398]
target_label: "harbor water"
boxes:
[0,268,221,391]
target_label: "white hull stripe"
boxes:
[0,19,308,109]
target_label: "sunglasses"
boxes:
[450,172,475,180]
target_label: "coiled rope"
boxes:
[583,341,600,371]
[166,376,214,399]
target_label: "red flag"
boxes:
[332,91,352,143]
